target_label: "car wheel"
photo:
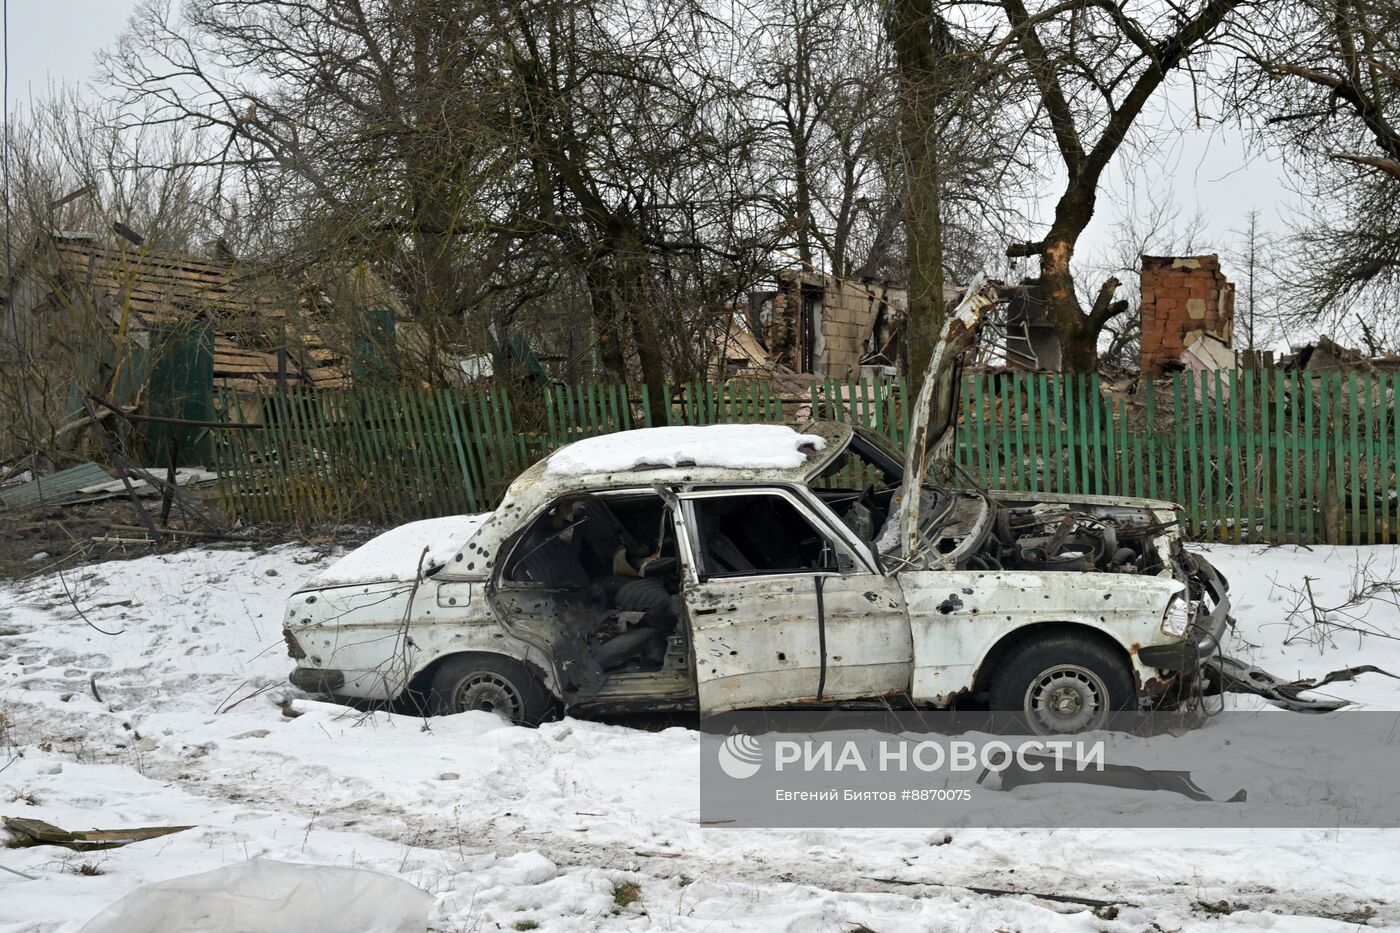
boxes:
[429,654,552,726]
[988,634,1135,734]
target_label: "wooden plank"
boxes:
[1328,371,1345,542]
[994,377,1010,489]
[1009,374,1025,492]
[1212,370,1226,541]
[1244,372,1257,542]
[1131,384,1145,500]
[1378,375,1391,543]
[284,383,324,515]
[1363,374,1378,544]
[1173,376,1189,536]
[1228,370,1242,544]
[1144,379,1159,502]
[972,375,989,484]
[1191,371,1208,540]
[1392,373,1400,543]
[1087,372,1102,497]
[1348,372,1361,544]
[1270,369,1283,543]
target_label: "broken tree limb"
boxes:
[1005,240,1045,258]
[85,394,266,430]
[1328,152,1400,181]
[0,861,38,880]
[1087,275,1130,327]
[3,816,194,851]
[107,524,227,539]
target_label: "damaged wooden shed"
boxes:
[727,269,962,381]
[0,230,399,464]
[2,231,360,391]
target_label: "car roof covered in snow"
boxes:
[431,421,855,579]
[543,422,833,478]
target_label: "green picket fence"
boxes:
[211,370,1399,544]
[951,370,1398,545]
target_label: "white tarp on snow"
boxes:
[544,424,825,477]
[78,859,433,933]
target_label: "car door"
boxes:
[676,486,911,714]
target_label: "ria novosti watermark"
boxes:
[701,710,1400,828]
[719,732,1105,779]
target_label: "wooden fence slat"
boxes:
[1348,372,1361,544]
[1377,374,1391,543]
[1364,374,1378,544]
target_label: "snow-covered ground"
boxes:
[2,542,1398,931]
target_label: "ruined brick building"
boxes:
[1139,255,1236,374]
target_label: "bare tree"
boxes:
[103,0,526,378]
[997,0,1246,370]
[1228,0,1400,338]
[1224,208,1286,352]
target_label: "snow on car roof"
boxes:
[544,423,827,477]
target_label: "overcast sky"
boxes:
[3,0,1300,295]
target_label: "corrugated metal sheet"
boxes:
[0,462,113,509]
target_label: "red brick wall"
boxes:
[1139,255,1235,374]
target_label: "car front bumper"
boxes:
[1137,554,1231,672]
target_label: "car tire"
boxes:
[988,633,1135,734]
[428,654,553,726]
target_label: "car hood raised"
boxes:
[890,274,1002,564]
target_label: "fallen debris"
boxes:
[0,462,112,509]
[74,468,219,503]
[2,816,193,852]
[1206,657,1399,712]
[865,877,1132,910]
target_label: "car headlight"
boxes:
[1161,593,1191,637]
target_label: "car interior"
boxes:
[494,431,907,692]
[688,493,851,577]
[501,492,686,676]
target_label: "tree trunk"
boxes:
[887,0,947,395]
[585,263,629,384]
[1039,235,1095,371]
[618,250,670,426]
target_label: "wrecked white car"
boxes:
[283,279,1311,732]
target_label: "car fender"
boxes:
[899,569,1182,704]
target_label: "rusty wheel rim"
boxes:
[452,672,524,722]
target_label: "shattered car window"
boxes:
[812,428,912,544]
[689,492,854,578]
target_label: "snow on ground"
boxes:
[2,542,1398,932]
